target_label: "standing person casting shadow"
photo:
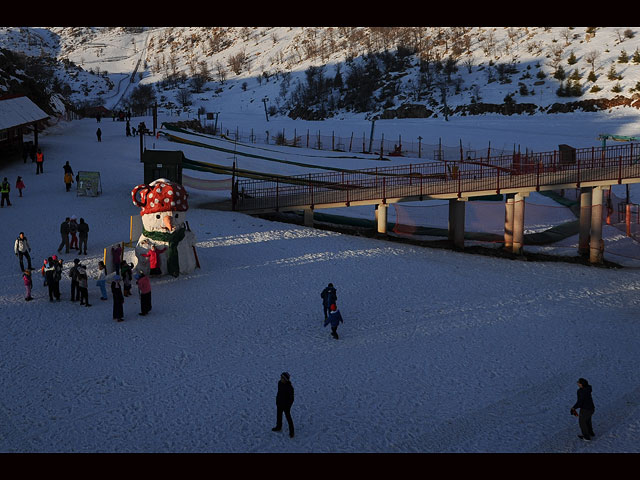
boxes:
[571,377,596,441]
[272,372,295,438]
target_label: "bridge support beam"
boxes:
[504,194,514,250]
[376,203,388,234]
[512,192,527,255]
[448,198,466,249]
[303,207,314,227]
[578,187,592,257]
[590,186,604,264]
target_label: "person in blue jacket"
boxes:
[324,303,344,339]
[320,283,337,320]
[571,377,596,441]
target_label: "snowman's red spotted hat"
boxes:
[131,178,189,215]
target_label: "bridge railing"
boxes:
[235,143,640,211]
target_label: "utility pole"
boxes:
[262,97,269,122]
[368,118,376,153]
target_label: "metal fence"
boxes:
[235,143,640,212]
[205,122,514,161]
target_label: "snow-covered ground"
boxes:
[1,109,640,453]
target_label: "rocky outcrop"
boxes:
[379,104,434,119]
[380,95,640,119]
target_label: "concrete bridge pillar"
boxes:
[590,186,604,264]
[578,187,592,257]
[376,203,388,234]
[303,207,314,227]
[504,194,514,250]
[448,198,466,249]
[512,192,527,254]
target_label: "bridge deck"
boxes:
[235,144,640,214]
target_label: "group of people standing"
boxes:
[58,216,89,255]
[21,240,153,321]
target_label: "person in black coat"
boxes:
[571,378,596,441]
[77,218,89,255]
[320,282,337,320]
[272,372,295,438]
[58,218,70,254]
[111,276,125,322]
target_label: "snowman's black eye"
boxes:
[156,214,161,219]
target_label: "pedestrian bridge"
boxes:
[233,143,640,264]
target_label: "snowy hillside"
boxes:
[4,27,640,120]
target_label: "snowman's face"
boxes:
[142,210,187,232]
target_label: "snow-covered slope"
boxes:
[1,105,640,452]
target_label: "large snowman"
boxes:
[131,178,198,277]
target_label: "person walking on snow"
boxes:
[1,177,11,207]
[272,372,295,438]
[111,275,125,322]
[321,283,337,320]
[571,378,596,441]
[324,303,344,339]
[16,176,25,197]
[35,148,44,174]
[63,161,74,192]
[77,218,89,255]
[15,232,33,272]
[135,272,152,316]
[96,128,102,142]
[58,217,70,254]
[23,269,33,301]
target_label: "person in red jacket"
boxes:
[135,272,152,316]
[141,244,166,276]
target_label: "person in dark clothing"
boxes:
[45,256,62,301]
[1,177,11,207]
[320,283,337,320]
[324,303,344,339]
[76,264,91,307]
[96,128,102,142]
[135,272,152,315]
[58,218,70,254]
[69,258,81,302]
[111,275,125,322]
[77,218,89,255]
[571,378,596,441]
[272,372,295,438]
